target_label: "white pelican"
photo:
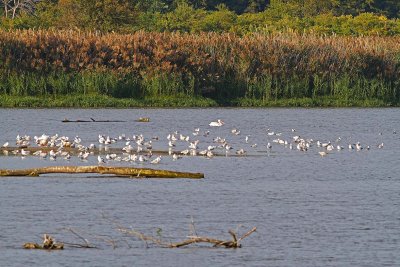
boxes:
[209,119,224,127]
[319,151,327,157]
[1,142,9,148]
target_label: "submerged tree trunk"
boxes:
[0,166,204,179]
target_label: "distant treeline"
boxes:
[0,30,399,106]
[1,0,400,36]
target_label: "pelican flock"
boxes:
[0,118,392,166]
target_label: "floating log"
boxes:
[62,118,126,123]
[0,166,204,179]
[135,117,150,122]
[24,234,64,250]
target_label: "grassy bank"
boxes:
[0,94,396,108]
[0,30,399,107]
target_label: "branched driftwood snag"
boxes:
[61,228,97,249]
[116,224,256,249]
[118,227,256,248]
[0,166,204,179]
[102,213,256,248]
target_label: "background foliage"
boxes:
[1,0,400,35]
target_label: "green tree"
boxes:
[196,4,236,32]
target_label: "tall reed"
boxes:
[0,30,399,105]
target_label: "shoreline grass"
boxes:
[0,94,397,108]
[1,30,399,107]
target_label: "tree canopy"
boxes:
[1,0,399,35]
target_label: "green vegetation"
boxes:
[1,1,400,36]
[0,1,399,107]
[0,30,399,107]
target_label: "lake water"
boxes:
[0,108,399,266]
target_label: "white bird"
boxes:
[326,145,334,151]
[138,155,147,162]
[198,150,208,156]
[245,136,249,143]
[356,142,363,151]
[151,156,162,164]
[98,155,106,164]
[172,154,181,161]
[236,148,246,155]
[319,151,327,157]
[1,142,9,148]
[189,141,199,150]
[21,149,30,156]
[267,142,272,149]
[78,151,90,160]
[49,150,57,160]
[181,149,190,155]
[168,140,175,147]
[209,119,224,127]
[206,150,214,158]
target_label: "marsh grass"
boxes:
[0,30,399,107]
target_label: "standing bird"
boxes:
[98,155,106,165]
[151,156,162,164]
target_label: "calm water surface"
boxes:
[0,108,399,266]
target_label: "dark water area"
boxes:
[0,108,399,266]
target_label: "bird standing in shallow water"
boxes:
[151,156,161,164]
[98,156,106,165]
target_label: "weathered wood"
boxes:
[0,166,204,179]
[62,118,126,123]
[118,226,257,248]
[24,234,64,250]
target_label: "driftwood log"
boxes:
[62,118,126,123]
[0,166,204,179]
[24,234,64,250]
